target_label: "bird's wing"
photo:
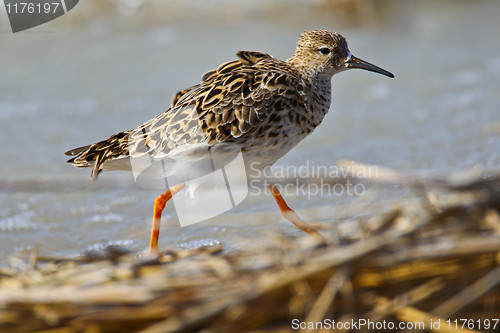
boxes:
[66,51,307,180]
[129,51,307,155]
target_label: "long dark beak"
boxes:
[345,54,394,78]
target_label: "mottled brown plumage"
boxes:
[65,30,393,180]
[65,30,393,255]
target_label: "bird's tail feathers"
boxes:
[65,131,131,181]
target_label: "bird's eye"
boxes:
[318,47,331,55]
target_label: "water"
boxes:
[1,0,500,262]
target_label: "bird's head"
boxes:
[288,30,394,79]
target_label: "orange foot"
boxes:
[268,184,322,238]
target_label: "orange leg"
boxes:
[146,183,186,256]
[268,184,321,237]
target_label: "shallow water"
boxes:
[1,0,500,262]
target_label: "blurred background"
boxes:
[1,0,500,262]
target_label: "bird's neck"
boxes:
[302,74,332,128]
[311,75,332,110]
[286,58,332,123]
[286,55,334,81]
[311,74,332,90]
